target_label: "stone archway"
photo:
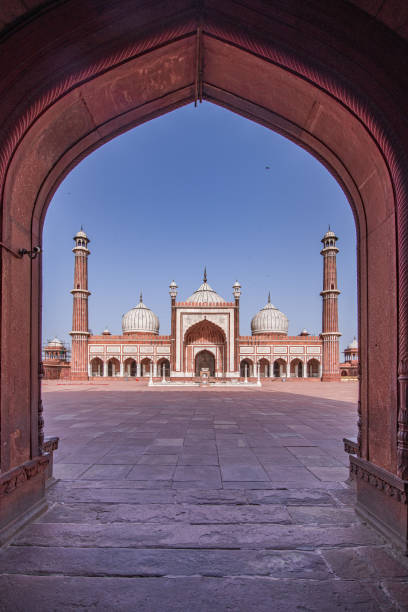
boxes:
[195,350,216,377]
[0,1,407,548]
[240,359,254,378]
[90,357,103,377]
[123,358,137,377]
[184,320,226,375]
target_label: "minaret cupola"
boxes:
[233,280,242,299]
[73,227,90,252]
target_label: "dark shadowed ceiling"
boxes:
[1,1,408,42]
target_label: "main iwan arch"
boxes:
[0,1,408,551]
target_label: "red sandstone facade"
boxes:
[67,229,341,381]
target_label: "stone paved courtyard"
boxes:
[1,381,408,610]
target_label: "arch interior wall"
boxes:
[0,0,407,550]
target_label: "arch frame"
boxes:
[0,0,407,549]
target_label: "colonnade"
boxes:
[240,358,322,378]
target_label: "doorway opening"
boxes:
[195,350,216,377]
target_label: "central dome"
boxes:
[251,294,288,335]
[186,269,226,304]
[122,293,159,335]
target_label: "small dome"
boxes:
[122,293,159,335]
[47,337,64,347]
[102,327,111,335]
[300,328,310,336]
[251,294,288,335]
[74,227,88,241]
[186,270,226,304]
[347,337,358,349]
[322,226,338,243]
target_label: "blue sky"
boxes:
[43,102,357,356]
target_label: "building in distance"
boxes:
[44,228,356,382]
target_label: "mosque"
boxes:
[43,228,349,382]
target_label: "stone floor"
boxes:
[1,381,408,610]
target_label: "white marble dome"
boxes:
[251,295,289,335]
[48,337,64,347]
[186,271,225,304]
[122,294,159,334]
[347,337,358,349]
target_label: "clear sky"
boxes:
[43,101,357,356]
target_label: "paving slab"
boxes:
[1,382,406,611]
[0,575,392,612]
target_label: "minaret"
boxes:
[233,280,241,373]
[320,228,341,381]
[169,280,178,373]
[70,228,90,380]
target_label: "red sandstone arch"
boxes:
[107,358,120,377]
[1,0,408,548]
[90,357,103,377]
[307,359,320,379]
[273,358,288,378]
[240,359,254,378]
[184,320,226,345]
[123,358,137,377]
[258,358,270,378]
[157,358,170,378]
[290,358,303,378]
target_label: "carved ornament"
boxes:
[0,456,49,497]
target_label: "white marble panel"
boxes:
[140,346,154,354]
[89,345,102,353]
[290,347,304,354]
[123,345,138,354]
[240,346,254,354]
[157,346,171,354]
[274,347,288,353]
[307,346,321,354]
[257,347,270,354]
[107,345,120,353]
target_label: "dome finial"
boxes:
[140,290,143,303]
[203,266,207,283]
[268,291,271,304]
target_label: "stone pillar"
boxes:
[137,362,141,377]
[103,361,108,377]
[286,361,290,378]
[153,361,157,377]
[303,361,307,378]
[120,361,124,377]
[320,229,341,381]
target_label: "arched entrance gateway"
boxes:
[0,1,407,552]
[184,319,226,377]
[195,350,216,377]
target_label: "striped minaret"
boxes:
[70,228,90,380]
[320,228,341,381]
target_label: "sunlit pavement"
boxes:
[1,381,408,610]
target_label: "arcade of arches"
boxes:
[1,0,408,554]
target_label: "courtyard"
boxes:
[0,381,407,610]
